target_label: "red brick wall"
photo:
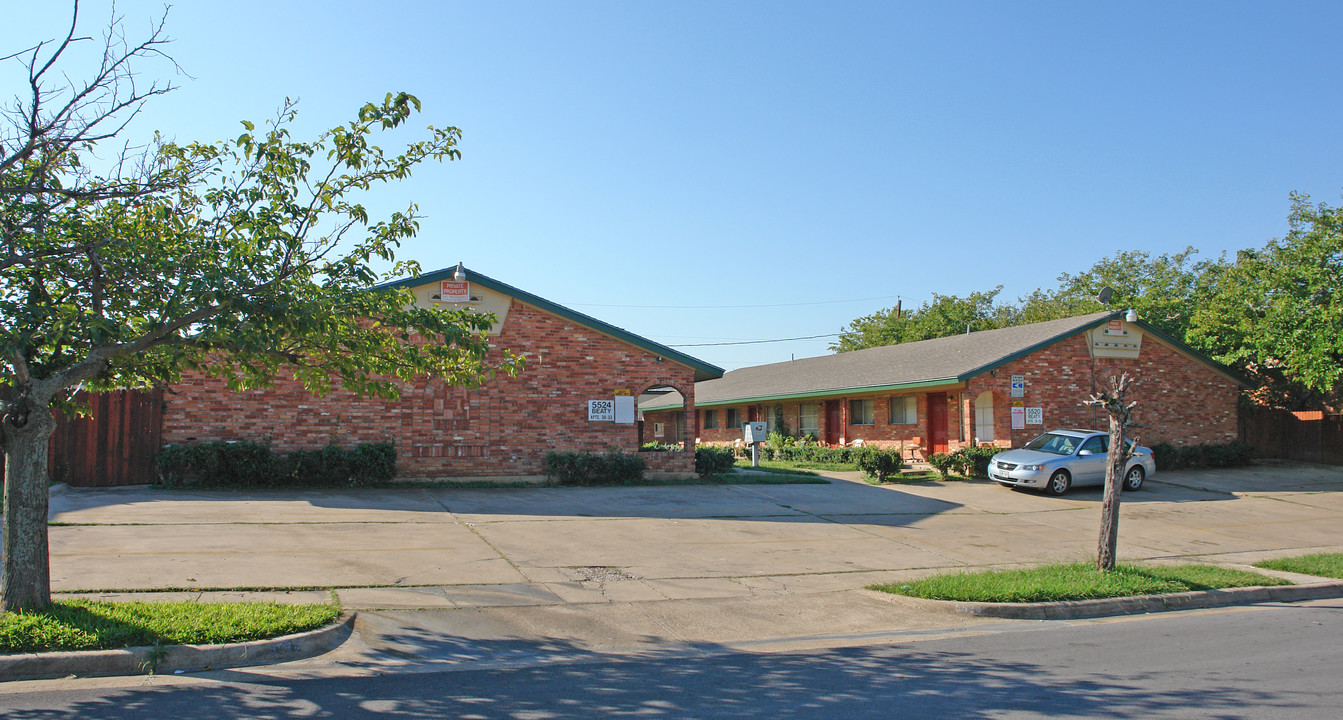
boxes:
[673,332,1239,456]
[163,299,697,478]
[969,335,1240,449]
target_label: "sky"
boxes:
[9,1,1343,372]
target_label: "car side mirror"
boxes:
[1078,450,1093,456]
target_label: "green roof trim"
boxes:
[379,266,725,382]
[690,377,963,408]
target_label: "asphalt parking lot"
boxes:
[45,462,1343,616]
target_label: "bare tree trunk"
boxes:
[2,397,56,611]
[1086,372,1136,572]
[1096,413,1126,571]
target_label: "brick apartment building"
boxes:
[162,266,723,480]
[641,311,1244,460]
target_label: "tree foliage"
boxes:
[1188,194,1343,407]
[1,3,519,610]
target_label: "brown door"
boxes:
[927,392,949,454]
[824,401,842,445]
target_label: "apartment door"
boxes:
[824,401,843,445]
[927,392,949,454]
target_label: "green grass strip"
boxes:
[0,600,341,655]
[1254,553,1343,579]
[869,562,1290,603]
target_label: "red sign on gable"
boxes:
[440,280,470,303]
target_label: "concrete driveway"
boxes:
[43,462,1343,616]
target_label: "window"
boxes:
[1080,435,1108,455]
[703,409,718,430]
[726,408,740,429]
[849,398,874,425]
[799,403,820,438]
[889,396,916,425]
[767,404,785,434]
[974,391,994,443]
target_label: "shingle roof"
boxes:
[379,266,724,382]
[643,310,1243,410]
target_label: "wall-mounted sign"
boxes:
[1011,405,1026,430]
[1105,319,1124,336]
[613,389,631,396]
[588,400,615,421]
[1025,407,1043,425]
[613,396,635,424]
[1010,374,1025,398]
[440,280,470,303]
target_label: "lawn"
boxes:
[869,562,1290,603]
[738,458,859,473]
[0,599,341,654]
[1254,553,1343,579]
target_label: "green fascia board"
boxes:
[955,311,1250,387]
[689,377,964,409]
[378,266,725,382]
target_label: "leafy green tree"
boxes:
[1189,194,1343,408]
[1,6,518,610]
[1018,247,1209,339]
[831,287,1013,352]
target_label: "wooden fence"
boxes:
[0,388,166,487]
[1240,407,1343,465]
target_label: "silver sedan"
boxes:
[988,429,1156,496]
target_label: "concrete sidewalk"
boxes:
[46,462,1343,614]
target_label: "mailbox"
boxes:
[743,422,768,444]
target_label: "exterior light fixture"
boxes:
[1125,308,1138,323]
[454,262,467,282]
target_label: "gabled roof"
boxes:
[644,310,1245,409]
[379,266,724,382]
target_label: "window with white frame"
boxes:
[974,391,994,443]
[799,403,820,439]
[889,395,917,425]
[849,398,874,425]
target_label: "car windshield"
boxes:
[1023,433,1081,456]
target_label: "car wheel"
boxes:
[1124,465,1145,491]
[1044,470,1071,496]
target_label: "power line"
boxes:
[563,294,903,310]
[667,333,841,347]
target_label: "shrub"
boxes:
[158,441,395,487]
[925,446,1001,480]
[928,452,957,479]
[855,448,903,482]
[957,445,1001,478]
[544,451,646,486]
[695,446,737,477]
[1150,440,1254,471]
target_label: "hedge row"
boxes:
[544,451,647,485]
[158,441,396,488]
[1151,441,1254,470]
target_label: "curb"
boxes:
[0,612,355,683]
[932,581,1343,620]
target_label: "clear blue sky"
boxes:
[11,1,1343,371]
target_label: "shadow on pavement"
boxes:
[0,634,1290,719]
